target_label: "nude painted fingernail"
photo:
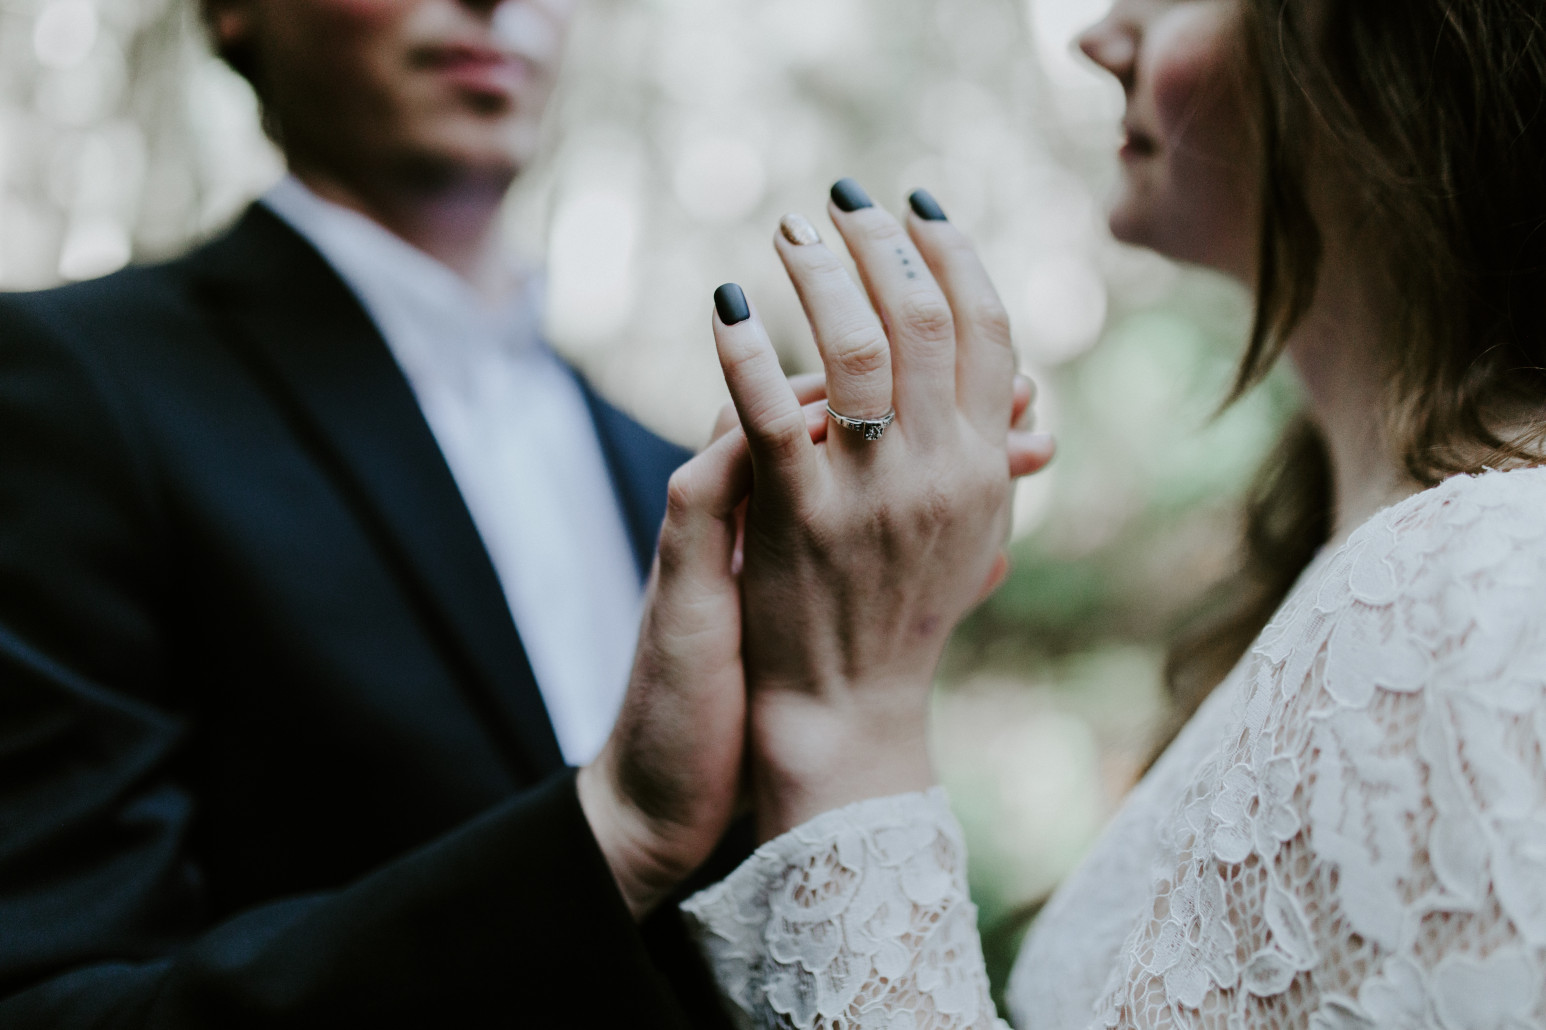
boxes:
[779,213,821,246]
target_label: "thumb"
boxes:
[657,428,753,585]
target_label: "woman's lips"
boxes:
[414,43,532,97]
[1120,124,1158,161]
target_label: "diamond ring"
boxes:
[826,404,896,442]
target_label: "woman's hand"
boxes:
[579,183,1052,912]
[717,183,1044,840]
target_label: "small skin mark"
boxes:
[916,614,943,637]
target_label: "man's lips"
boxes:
[413,43,532,96]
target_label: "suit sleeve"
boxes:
[0,299,717,1027]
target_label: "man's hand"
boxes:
[577,429,751,920]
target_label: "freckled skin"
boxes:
[1081,0,1260,282]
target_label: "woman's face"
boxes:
[210,0,575,189]
[1078,0,1259,280]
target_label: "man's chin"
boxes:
[391,134,531,195]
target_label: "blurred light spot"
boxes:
[1027,169,1100,251]
[1012,470,1055,539]
[673,137,766,223]
[0,198,63,289]
[1026,0,1121,120]
[547,187,639,347]
[186,58,283,228]
[34,0,99,71]
[492,3,559,64]
[758,0,864,63]
[1021,256,1107,364]
[58,216,129,281]
[656,28,751,106]
[35,39,127,127]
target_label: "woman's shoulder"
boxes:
[1252,464,1546,711]
[1347,464,1546,584]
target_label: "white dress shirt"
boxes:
[262,176,642,767]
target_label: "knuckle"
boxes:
[748,405,808,463]
[801,249,850,279]
[664,467,699,520]
[898,293,955,341]
[718,339,766,381]
[828,325,891,378]
[969,298,1013,344]
[863,216,910,250]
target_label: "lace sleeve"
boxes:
[1088,469,1546,1028]
[680,788,1005,1030]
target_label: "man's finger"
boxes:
[658,427,752,585]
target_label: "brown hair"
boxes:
[1160,0,1546,744]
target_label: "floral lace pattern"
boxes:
[681,789,1002,1029]
[687,467,1546,1029]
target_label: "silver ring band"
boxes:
[826,404,895,442]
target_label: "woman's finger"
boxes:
[773,213,894,452]
[905,190,1017,437]
[1007,430,1056,479]
[974,550,1011,605]
[788,372,828,407]
[709,402,741,446]
[713,374,829,448]
[1012,374,1036,431]
[825,179,957,435]
[712,283,819,502]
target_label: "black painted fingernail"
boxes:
[909,189,948,222]
[830,178,873,212]
[714,283,751,325]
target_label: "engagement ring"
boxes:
[826,404,895,442]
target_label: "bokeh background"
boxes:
[0,0,1300,1007]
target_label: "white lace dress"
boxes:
[681,466,1546,1029]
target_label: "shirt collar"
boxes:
[259,175,545,378]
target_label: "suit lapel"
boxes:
[190,206,566,781]
[577,378,693,581]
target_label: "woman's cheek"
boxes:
[1150,10,1241,155]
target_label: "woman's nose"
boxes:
[1077,10,1137,87]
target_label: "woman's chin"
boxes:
[1105,201,1169,258]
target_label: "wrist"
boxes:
[750,692,935,841]
[575,760,679,921]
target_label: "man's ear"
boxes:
[202,0,257,54]
[200,0,264,94]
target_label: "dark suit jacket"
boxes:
[0,205,738,1027]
